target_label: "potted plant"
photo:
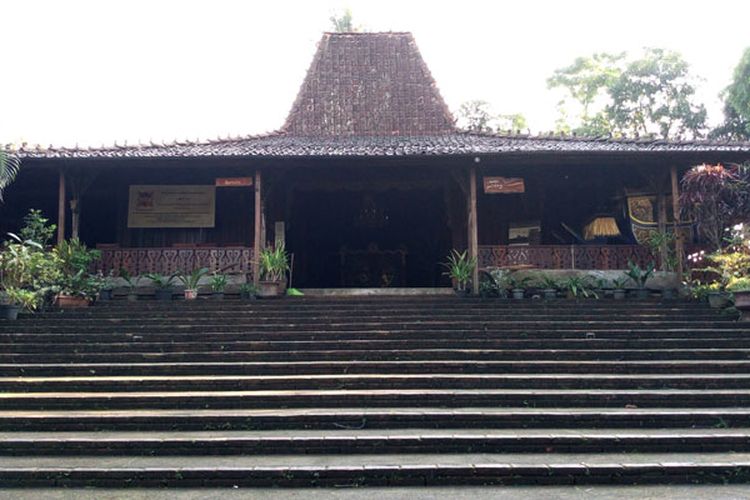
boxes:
[562,275,597,299]
[624,260,655,299]
[0,232,58,317]
[210,273,228,300]
[119,267,141,302]
[54,239,102,308]
[728,277,750,313]
[257,245,290,298]
[537,274,559,300]
[239,282,258,300]
[442,249,476,296]
[98,271,115,301]
[507,275,532,300]
[145,273,176,301]
[611,277,628,300]
[0,287,38,320]
[178,267,209,300]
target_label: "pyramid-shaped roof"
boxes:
[282,32,456,136]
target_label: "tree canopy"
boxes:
[456,100,527,134]
[548,49,707,139]
[713,47,750,140]
[329,9,359,32]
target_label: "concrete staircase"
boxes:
[1,297,750,487]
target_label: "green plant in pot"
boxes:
[178,267,209,300]
[210,273,228,300]
[145,273,176,301]
[624,260,655,299]
[97,271,115,301]
[54,239,102,308]
[537,274,559,300]
[611,277,628,300]
[239,282,258,300]
[728,277,750,314]
[257,245,290,298]
[562,275,597,299]
[507,275,532,300]
[0,232,59,318]
[442,250,476,296]
[119,267,141,302]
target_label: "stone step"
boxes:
[2,428,749,455]
[7,338,750,354]
[4,360,750,377]
[3,348,750,363]
[2,407,747,431]
[3,389,750,410]
[6,374,750,392]
[0,453,749,486]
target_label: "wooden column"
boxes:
[56,169,66,245]
[467,165,479,294]
[253,169,263,285]
[657,187,668,270]
[670,166,684,276]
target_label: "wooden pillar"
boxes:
[670,166,684,276]
[657,188,668,270]
[253,169,263,285]
[56,169,66,245]
[467,165,479,294]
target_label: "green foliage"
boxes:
[442,250,476,291]
[177,267,209,291]
[727,277,750,293]
[329,8,359,32]
[647,230,678,272]
[144,273,176,289]
[238,282,258,297]
[0,232,60,308]
[624,260,656,289]
[507,274,533,290]
[118,267,140,290]
[536,274,560,290]
[209,273,228,292]
[19,209,56,248]
[561,275,597,298]
[549,49,707,139]
[258,244,290,282]
[55,238,101,277]
[456,100,527,133]
[286,288,304,296]
[713,47,750,140]
[0,152,20,202]
[611,277,629,290]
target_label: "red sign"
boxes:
[483,176,525,194]
[215,177,253,187]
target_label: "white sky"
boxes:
[1,0,748,147]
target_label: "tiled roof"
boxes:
[281,32,455,136]
[9,132,750,159]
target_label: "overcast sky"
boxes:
[1,0,748,147]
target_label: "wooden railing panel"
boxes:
[97,246,254,277]
[478,245,656,270]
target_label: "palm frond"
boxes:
[0,152,21,202]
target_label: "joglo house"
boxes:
[4,32,750,292]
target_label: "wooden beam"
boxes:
[657,187,668,270]
[57,169,66,245]
[467,165,479,294]
[253,169,263,285]
[670,165,684,277]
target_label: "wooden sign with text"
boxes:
[483,176,525,194]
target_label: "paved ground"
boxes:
[3,486,750,499]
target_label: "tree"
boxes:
[329,8,359,32]
[712,48,750,140]
[549,49,707,139]
[0,151,20,202]
[456,100,527,133]
[548,53,624,136]
[608,48,707,139]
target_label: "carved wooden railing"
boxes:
[96,246,255,277]
[478,245,656,270]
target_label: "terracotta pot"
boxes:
[257,280,286,298]
[56,294,90,308]
[184,289,198,300]
[734,291,750,311]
